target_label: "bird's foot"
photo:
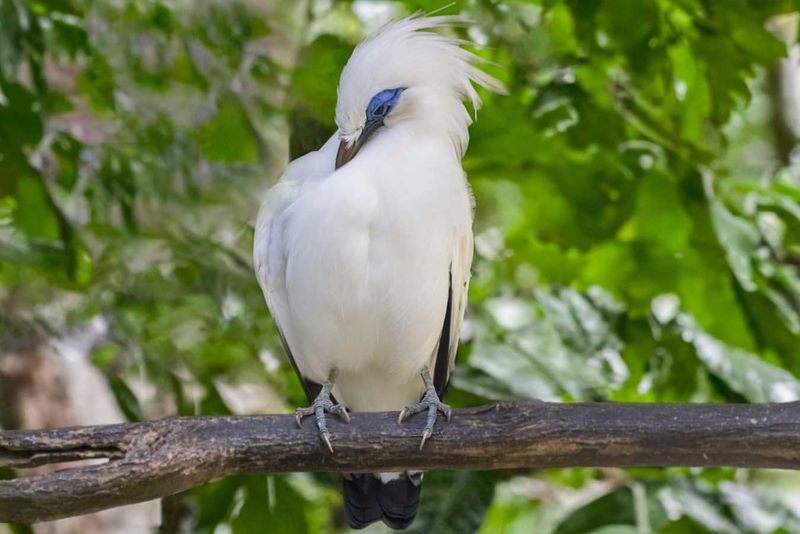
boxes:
[296,395,350,453]
[398,389,452,450]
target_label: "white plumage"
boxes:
[253,15,503,529]
[255,15,501,412]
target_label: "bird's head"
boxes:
[334,15,505,169]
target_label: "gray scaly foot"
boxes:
[296,369,349,452]
[398,366,451,450]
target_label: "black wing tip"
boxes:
[433,273,454,398]
[275,328,323,402]
[343,474,422,530]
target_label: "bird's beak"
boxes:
[335,139,358,169]
[335,118,384,169]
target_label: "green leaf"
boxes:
[408,471,497,534]
[655,300,800,403]
[198,97,259,163]
[688,322,800,403]
[594,0,658,52]
[108,375,143,422]
[709,199,760,292]
[12,176,60,241]
[90,342,120,370]
[199,380,232,416]
[656,480,740,534]
[555,487,636,534]
[291,34,353,125]
[627,173,692,252]
[586,526,639,534]
[470,287,627,401]
[468,338,560,401]
[231,475,310,534]
[543,4,578,55]
[77,50,116,110]
[194,475,242,531]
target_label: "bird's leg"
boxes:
[398,366,452,450]
[295,368,350,453]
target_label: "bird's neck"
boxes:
[399,91,474,159]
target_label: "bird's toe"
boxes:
[296,397,350,452]
[329,403,351,423]
[399,394,451,449]
[295,406,315,427]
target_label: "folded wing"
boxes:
[253,134,339,401]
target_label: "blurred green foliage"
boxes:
[2,0,800,532]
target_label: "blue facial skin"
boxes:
[358,87,406,147]
[335,87,406,169]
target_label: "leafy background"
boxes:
[2,0,800,532]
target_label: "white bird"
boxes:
[254,15,503,530]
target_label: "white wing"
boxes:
[432,206,473,396]
[452,231,473,372]
[253,133,339,398]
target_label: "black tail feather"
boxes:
[342,475,383,529]
[376,476,421,530]
[342,473,422,530]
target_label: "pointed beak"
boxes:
[335,118,384,169]
[335,138,358,169]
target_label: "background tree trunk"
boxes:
[1,333,159,534]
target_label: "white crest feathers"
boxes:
[335,15,505,153]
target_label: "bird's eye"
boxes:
[366,88,405,120]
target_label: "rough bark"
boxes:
[0,350,157,534]
[2,401,800,524]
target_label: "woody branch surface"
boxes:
[2,401,800,523]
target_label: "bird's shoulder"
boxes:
[279,132,340,187]
[253,134,339,280]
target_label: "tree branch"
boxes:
[2,401,800,523]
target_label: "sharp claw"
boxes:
[325,404,350,423]
[321,431,334,453]
[400,398,450,448]
[403,367,451,449]
[295,397,350,451]
[419,428,432,450]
